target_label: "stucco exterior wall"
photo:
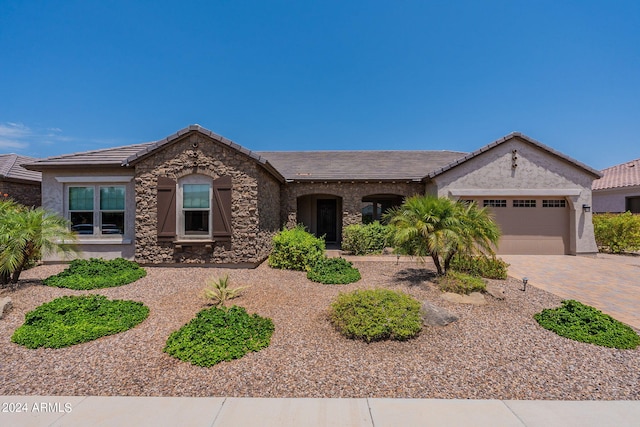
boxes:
[281,181,423,238]
[0,180,41,207]
[593,186,640,213]
[430,137,599,254]
[40,168,136,261]
[134,132,280,265]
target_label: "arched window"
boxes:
[361,194,404,224]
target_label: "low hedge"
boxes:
[11,295,149,349]
[449,254,508,279]
[307,257,361,284]
[164,306,274,367]
[534,300,640,349]
[341,222,392,255]
[330,289,422,342]
[437,271,486,295]
[593,212,640,254]
[43,258,146,290]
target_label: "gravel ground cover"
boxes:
[1,259,638,399]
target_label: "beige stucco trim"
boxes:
[448,189,581,197]
[55,176,134,183]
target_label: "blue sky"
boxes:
[1,0,639,170]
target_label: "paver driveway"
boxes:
[501,254,640,330]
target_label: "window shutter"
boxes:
[212,175,232,240]
[157,177,176,238]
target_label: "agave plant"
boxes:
[203,275,247,308]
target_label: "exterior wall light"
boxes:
[582,204,591,213]
[522,277,528,291]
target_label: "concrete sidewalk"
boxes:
[1,396,639,427]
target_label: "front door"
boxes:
[317,199,337,242]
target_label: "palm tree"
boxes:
[0,200,77,285]
[385,196,500,275]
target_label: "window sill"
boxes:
[75,238,132,245]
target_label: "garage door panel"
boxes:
[469,197,569,255]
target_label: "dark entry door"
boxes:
[317,199,337,242]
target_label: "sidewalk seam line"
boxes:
[366,398,376,427]
[209,396,226,427]
[502,401,529,427]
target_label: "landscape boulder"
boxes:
[0,297,12,319]
[441,291,487,305]
[421,300,458,326]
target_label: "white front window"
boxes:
[178,175,212,239]
[68,185,125,236]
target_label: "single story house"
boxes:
[0,153,41,207]
[592,158,640,213]
[26,125,601,265]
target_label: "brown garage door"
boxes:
[467,198,569,255]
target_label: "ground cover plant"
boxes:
[11,295,149,349]
[307,257,361,284]
[330,289,422,342]
[268,225,325,271]
[437,270,486,295]
[341,222,392,255]
[450,254,508,279]
[43,257,146,290]
[534,300,640,349]
[164,305,274,367]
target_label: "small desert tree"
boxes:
[0,200,77,285]
[385,196,500,275]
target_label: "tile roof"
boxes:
[0,154,41,183]
[592,158,640,190]
[25,142,156,168]
[257,150,466,181]
[426,132,602,180]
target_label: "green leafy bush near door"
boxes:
[534,300,640,349]
[11,295,149,349]
[307,257,361,284]
[341,222,392,255]
[268,225,325,271]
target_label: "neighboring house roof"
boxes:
[425,132,602,180]
[258,150,466,181]
[0,154,41,183]
[592,157,640,191]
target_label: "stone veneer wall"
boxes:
[281,181,424,232]
[0,180,41,207]
[134,132,281,265]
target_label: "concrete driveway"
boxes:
[501,254,640,330]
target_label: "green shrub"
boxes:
[342,222,392,255]
[11,295,149,349]
[307,257,361,284]
[450,254,509,279]
[593,212,640,254]
[437,270,486,294]
[203,275,247,308]
[330,289,422,342]
[268,225,326,271]
[534,300,640,349]
[164,305,274,367]
[43,257,146,290]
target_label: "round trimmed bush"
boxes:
[164,306,274,367]
[11,295,149,349]
[307,257,361,284]
[330,289,422,342]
